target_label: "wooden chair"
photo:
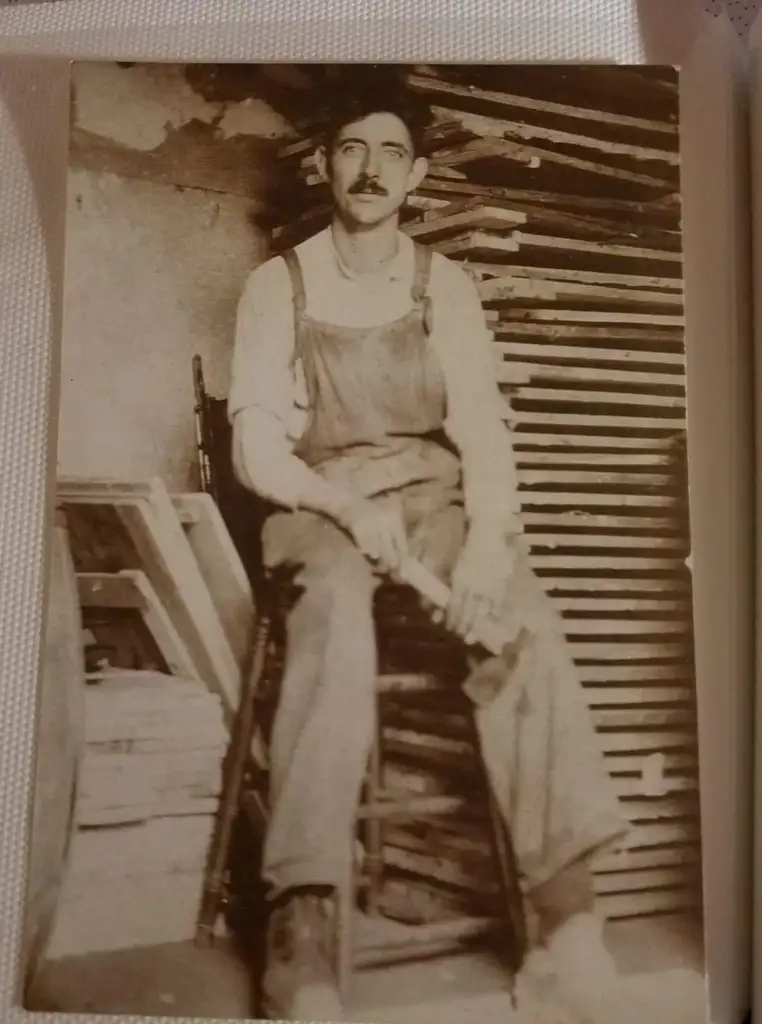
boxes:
[190,356,528,1004]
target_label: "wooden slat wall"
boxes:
[261,64,699,921]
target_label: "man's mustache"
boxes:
[349,177,388,196]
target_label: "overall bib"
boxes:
[260,242,629,903]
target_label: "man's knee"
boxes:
[298,537,376,608]
[265,511,376,603]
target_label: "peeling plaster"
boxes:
[74,63,220,151]
[217,97,291,141]
[74,62,292,153]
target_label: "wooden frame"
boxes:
[77,569,199,680]
[57,476,246,721]
[172,492,255,671]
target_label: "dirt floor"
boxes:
[30,911,706,1023]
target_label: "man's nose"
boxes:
[362,148,381,178]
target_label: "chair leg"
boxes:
[195,611,272,946]
[485,789,528,976]
[363,711,385,917]
[468,709,529,983]
[337,836,355,1003]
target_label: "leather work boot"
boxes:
[259,885,343,1022]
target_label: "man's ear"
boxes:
[315,144,329,182]
[407,155,428,193]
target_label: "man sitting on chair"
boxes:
[228,71,637,1023]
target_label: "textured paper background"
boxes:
[0,3,754,1024]
[5,0,756,36]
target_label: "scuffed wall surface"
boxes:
[58,169,265,490]
[59,61,292,488]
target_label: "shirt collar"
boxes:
[323,226,414,285]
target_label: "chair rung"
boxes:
[243,789,473,828]
[357,794,468,820]
[376,673,451,694]
[353,916,503,969]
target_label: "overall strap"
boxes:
[280,248,307,367]
[410,242,434,335]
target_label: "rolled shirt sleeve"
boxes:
[430,255,523,533]
[228,256,298,426]
[228,258,328,510]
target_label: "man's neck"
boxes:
[330,216,400,277]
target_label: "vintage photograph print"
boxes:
[21,62,705,1023]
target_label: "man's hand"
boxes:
[446,527,518,644]
[337,496,408,573]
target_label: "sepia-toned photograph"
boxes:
[22,61,705,1023]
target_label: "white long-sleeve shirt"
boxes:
[227,226,522,530]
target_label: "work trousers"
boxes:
[259,493,629,906]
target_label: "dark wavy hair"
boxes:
[317,68,434,158]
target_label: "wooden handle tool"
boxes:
[393,556,509,656]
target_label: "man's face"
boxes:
[317,111,428,228]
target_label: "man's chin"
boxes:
[346,214,392,231]
[344,198,398,226]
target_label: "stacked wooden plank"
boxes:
[46,477,255,957]
[262,65,699,923]
[47,670,228,958]
[77,670,227,827]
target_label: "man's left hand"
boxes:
[446,527,518,644]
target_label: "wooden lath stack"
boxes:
[260,64,699,923]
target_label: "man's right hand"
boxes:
[336,497,408,573]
